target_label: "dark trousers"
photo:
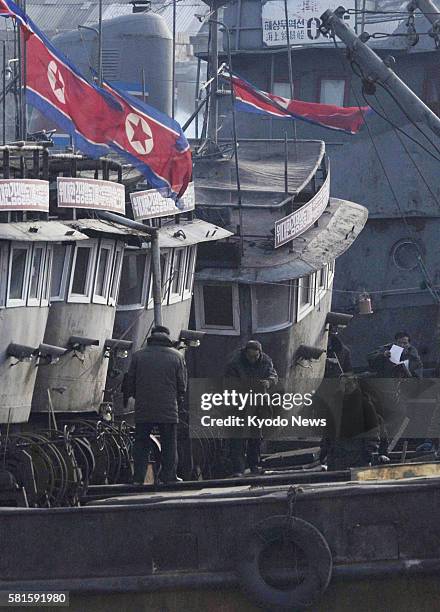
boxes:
[230,437,261,474]
[134,422,178,483]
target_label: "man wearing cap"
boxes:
[125,326,187,484]
[225,340,278,475]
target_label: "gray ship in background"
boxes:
[188,0,440,369]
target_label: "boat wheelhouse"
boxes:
[0,146,88,425]
[190,138,367,394]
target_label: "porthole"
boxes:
[392,240,419,271]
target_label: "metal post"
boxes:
[195,57,201,139]
[283,0,297,149]
[206,2,219,144]
[210,18,244,256]
[16,21,23,140]
[22,0,27,140]
[321,8,440,138]
[151,231,163,326]
[2,42,6,145]
[172,0,176,119]
[98,0,103,86]
[141,68,146,103]
[284,131,288,195]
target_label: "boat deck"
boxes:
[193,139,325,206]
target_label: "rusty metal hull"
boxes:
[0,307,49,423]
[1,476,440,609]
[32,303,115,413]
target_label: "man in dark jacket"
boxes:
[319,374,380,471]
[225,340,278,475]
[125,326,187,484]
[325,328,353,377]
[368,331,423,378]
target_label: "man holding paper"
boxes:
[368,331,423,378]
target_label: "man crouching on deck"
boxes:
[125,326,187,484]
[225,340,278,476]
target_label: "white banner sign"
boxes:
[57,177,125,214]
[262,0,355,46]
[130,182,195,221]
[275,168,330,248]
[0,179,49,212]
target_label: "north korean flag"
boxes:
[0,0,192,199]
[226,71,370,134]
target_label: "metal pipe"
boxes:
[195,57,201,139]
[22,0,27,140]
[206,2,219,143]
[210,18,244,256]
[172,0,176,119]
[141,68,146,103]
[283,0,297,148]
[151,232,163,326]
[98,0,103,86]
[96,210,156,235]
[2,41,5,145]
[182,96,208,132]
[321,8,440,138]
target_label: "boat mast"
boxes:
[320,7,440,138]
[206,0,221,148]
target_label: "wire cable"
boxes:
[332,35,440,304]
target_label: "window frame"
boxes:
[317,76,349,106]
[41,244,52,307]
[0,242,8,308]
[297,274,315,321]
[27,244,47,307]
[327,260,335,286]
[194,281,240,336]
[168,247,187,305]
[117,247,150,311]
[316,265,328,302]
[67,240,98,304]
[6,242,32,308]
[251,281,293,333]
[183,245,197,301]
[92,239,115,305]
[50,243,72,302]
[108,242,124,307]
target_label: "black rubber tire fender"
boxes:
[237,515,333,611]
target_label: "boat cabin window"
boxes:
[93,240,114,304]
[67,241,97,303]
[252,281,293,332]
[28,245,45,306]
[50,244,72,301]
[316,266,328,301]
[183,245,197,300]
[195,282,240,335]
[319,78,346,106]
[118,250,149,309]
[109,244,124,306]
[297,274,314,321]
[7,244,31,307]
[169,248,186,304]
